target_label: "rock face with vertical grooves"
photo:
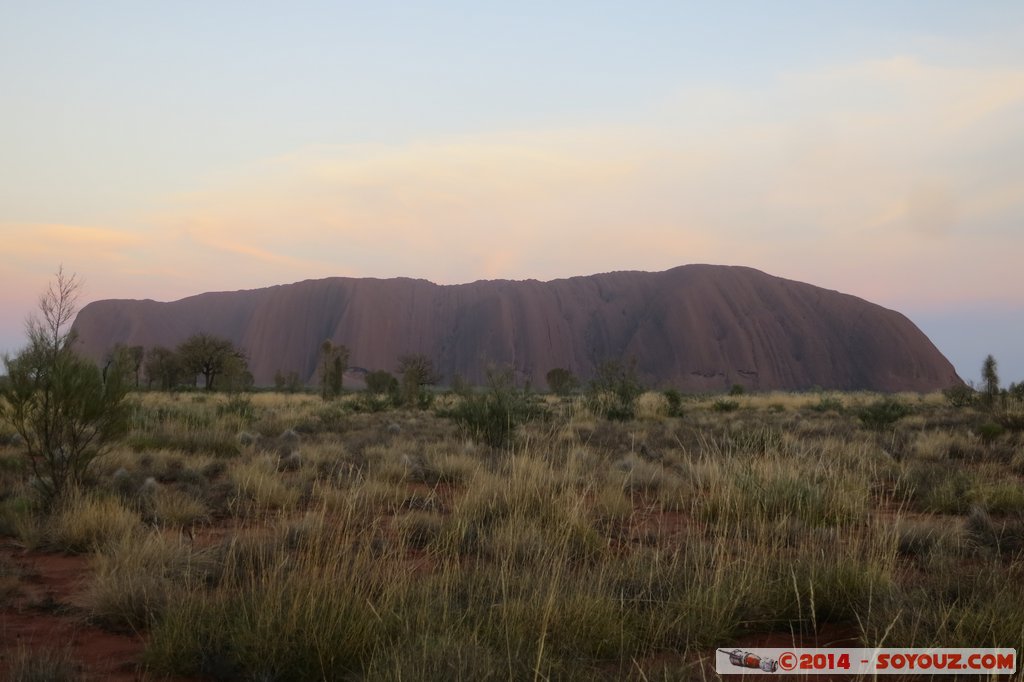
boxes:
[71,264,961,391]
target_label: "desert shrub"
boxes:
[47,490,141,553]
[977,482,1024,515]
[589,359,643,421]
[365,632,504,681]
[994,408,1024,432]
[663,389,683,417]
[354,391,394,413]
[728,383,745,396]
[216,394,256,421]
[964,506,1024,556]
[858,397,911,430]
[898,461,974,514]
[447,369,543,448]
[397,512,443,550]
[145,486,210,527]
[895,518,959,558]
[729,426,783,454]
[146,529,388,680]
[83,531,209,632]
[809,395,844,412]
[711,398,740,412]
[634,391,669,420]
[545,367,579,396]
[943,384,977,408]
[614,454,667,493]
[976,421,1005,444]
[364,369,398,395]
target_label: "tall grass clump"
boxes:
[46,490,141,553]
[145,513,391,680]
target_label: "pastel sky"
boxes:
[2,2,1022,385]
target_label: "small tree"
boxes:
[397,354,440,408]
[102,343,143,387]
[545,367,578,396]
[219,353,254,392]
[0,268,130,506]
[274,369,303,393]
[143,346,182,390]
[177,333,246,391]
[319,340,349,401]
[982,354,1000,406]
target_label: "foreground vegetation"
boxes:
[1,387,1023,680]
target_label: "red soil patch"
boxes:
[0,539,199,681]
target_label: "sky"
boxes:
[2,2,1022,385]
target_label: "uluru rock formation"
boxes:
[71,265,962,392]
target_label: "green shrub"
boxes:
[977,421,1005,444]
[712,399,739,412]
[448,369,543,447]
[810,395,844,412]
[663,389,683,417]
[943,384,977,408]
[858,397,911,430]
[588,359,644,421]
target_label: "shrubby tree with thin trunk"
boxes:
[103,343,144,387]
[397,354,439,408]
[982,354,1000,406]
[319,340,349,400]
[177,333,246,391]
[144,346,183,390]
[0,268,130,507]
